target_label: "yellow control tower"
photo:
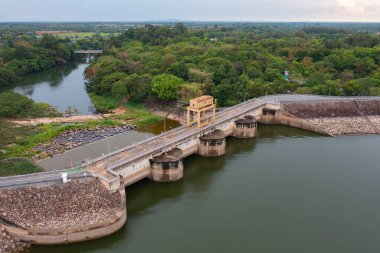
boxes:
[187,95,216,128]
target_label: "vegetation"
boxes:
[1,22,380,171]
[0,91,61,118]
[152,74,184,100]
[84,23,380,107]
[0,34,76,87]
[0,103,162,159]
[54,32,118,39]
[0,158,43,177]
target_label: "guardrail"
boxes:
[0,215,26,229]
[107,100,266,171]
[77,98,259,170]
[0,173,88,189]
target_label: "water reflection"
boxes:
[2,63,96,115]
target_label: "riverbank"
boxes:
[0,178,122,230]
[11,114,107,126]
[0,178,124,251]
[1,102,163,161]
[0,227,31,253]
[283,100,380,136]
[32,124,137,160]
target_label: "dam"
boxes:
[1,94,380,247]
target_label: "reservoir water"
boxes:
[31,125,380,253]
[3,62,96,115]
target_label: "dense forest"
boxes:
[85,23,380,107]
[0,34,75,87]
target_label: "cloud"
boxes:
[335,0,380,19]
[336,0,365,15]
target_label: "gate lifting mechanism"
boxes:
[186,95,216,128]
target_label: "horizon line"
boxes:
[0,20,380,24]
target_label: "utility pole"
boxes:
[329,83,332,96]
[107,138,111,156]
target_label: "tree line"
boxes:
[84,23,380,107]
[0,34,75,87]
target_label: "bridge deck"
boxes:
[2,95,380,188]
[84,98,266,179]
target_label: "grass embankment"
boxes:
[0,120,118,159]
[89,93,163,126]
[0,158,43,177]
[0,98,162,161]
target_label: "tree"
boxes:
[201,57,234,84]
[235,74,250,101]
[0,92,34,117]
[111,80,129,99]
[355,57,376,77]
[177,82,204,102]
[151,74,184,100]
[97,72,128,94]
[0,92,60,118]
[169,61,188,79]
[125,74,152,101]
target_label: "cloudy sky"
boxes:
[0,0,379,22]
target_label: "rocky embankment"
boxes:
[307,117,377,135]
[368,116,380,129]
[33,125,136,160]
[356,100,380,115]
[283,100,380,135]
[0,178,122,230]
[357,100,380,130]
[0,227,30,253]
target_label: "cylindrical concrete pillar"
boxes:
[232,115,257,138]
[149,148,183,182]
[198,129,226,157]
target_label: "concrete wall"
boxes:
[232,126,257,138]
[4,189,127,245]
[97,173,120,192]
[149,161,184,182]
[218,122,235,136]
[177,138,199,158]
[123,167,150,187]
[259,110,332,136]
[198,139,226,157]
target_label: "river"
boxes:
[2,62,96,115]
[31,125,380,253]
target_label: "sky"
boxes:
[0,0,379,22]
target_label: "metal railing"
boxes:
[107,99,266,171]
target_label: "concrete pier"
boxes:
[198,129,226,157]
[149,148,184,182]
[232,115,257,138]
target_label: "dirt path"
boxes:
[10,114,113,126]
